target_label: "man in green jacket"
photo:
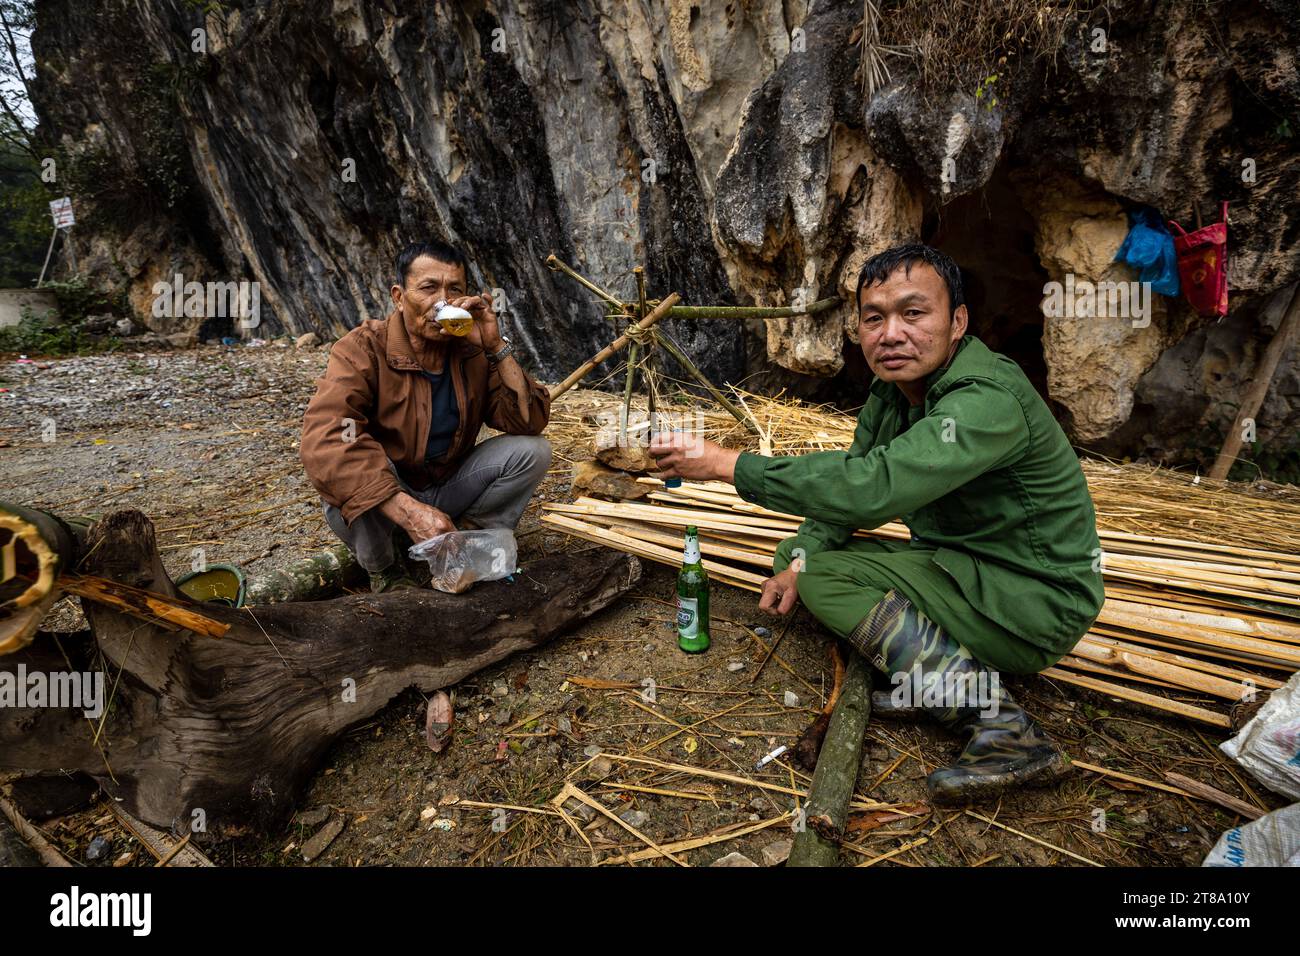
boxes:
[649,243,1104,805]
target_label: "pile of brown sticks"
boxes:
[543,475,1300,729]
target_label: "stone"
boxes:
[593,423,656,474]
[710,851,758,867]
[570,459,651,501]
[295,331,321,348]
[783,691,800,708]
[294,806,330,828]
[727,661,745,672]
[560,797,597,824]
[85,834,112,862]
[82,314,116,334]
[761,839,793,866]
[618,809,649,829]
[301,816,345,862]
[1017,172,1167,443]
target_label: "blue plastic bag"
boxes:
[1115,206,1180,297]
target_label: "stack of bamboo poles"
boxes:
[541,395,1300,730]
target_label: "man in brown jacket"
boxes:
[301,240,552,592]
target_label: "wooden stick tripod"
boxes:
[545,252,840,436]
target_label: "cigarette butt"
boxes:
[754,745,788,771]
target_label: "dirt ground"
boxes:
[1,341,1273,867]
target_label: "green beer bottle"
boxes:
[676,525,710,653]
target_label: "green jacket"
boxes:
[733,336,1104,655]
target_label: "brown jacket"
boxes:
[300,310,551,525]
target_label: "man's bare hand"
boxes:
[647,433,742,483]
[381,493,456,543]
[758,567,800,616]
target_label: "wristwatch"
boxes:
[486,337,514,364]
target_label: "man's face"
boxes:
[391,255,468,344]
[857,262,968,385]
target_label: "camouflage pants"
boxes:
[773,536,1060,675]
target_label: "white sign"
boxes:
[50,197,74,229]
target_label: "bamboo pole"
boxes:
[654,330,760,434]
[545,253,624,309]
[662,297,841,320]
[1210,283,1300,479]
[549,293,681,400]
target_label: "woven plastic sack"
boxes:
[1204,803,1300,867]
[408,529,517,594]
[1221,668,1300,800]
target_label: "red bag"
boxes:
[1169,201,1229,317]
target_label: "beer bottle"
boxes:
[676,525,710,653]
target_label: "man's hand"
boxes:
[647,433,742,483]
[380,492,456,543]
[451,292,503,353]
[758,567,800,616]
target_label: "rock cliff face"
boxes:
[28,0,1300,474]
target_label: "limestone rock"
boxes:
[571,460,651,501]
[1017,173,1168,443]
[593,422,656,474]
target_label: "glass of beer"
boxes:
[434,301,474,336]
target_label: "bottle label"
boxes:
[676,597,698,639]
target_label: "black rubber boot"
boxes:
[846,590,1067,806]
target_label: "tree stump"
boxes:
[0,508,640,832]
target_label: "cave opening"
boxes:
[924,164,1051,399]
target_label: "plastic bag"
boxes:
[1203,803,1300,867]
[1114,206,1180,297]
[408,529,517,594]
[1220,668,1300,800]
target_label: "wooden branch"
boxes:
[788,653,872,867]
[0,794,72,867]
[57,574,230,638]
[549,293,681,399]
[1164,772,1266,820]
[1210,283,1300,480]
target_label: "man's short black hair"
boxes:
[395,240,469,289]
[856,243,965,314]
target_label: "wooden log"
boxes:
[0,509,642,830]
[243,543,366,605]
[787,653,872,867]
[0,503,92,655]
